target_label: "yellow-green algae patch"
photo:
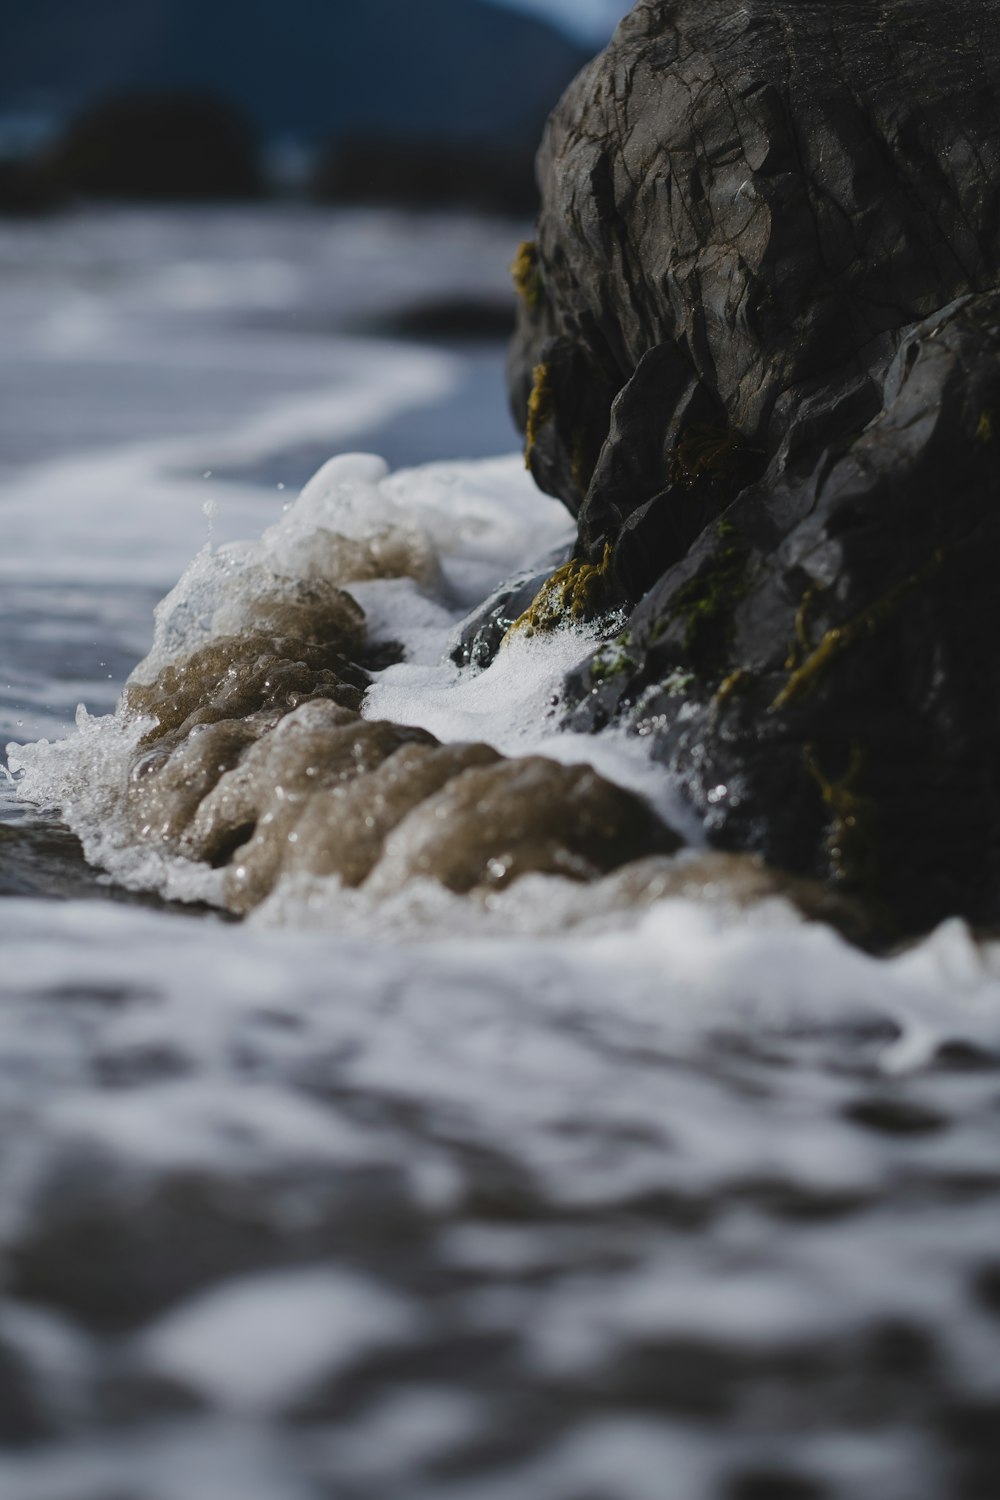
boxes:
[804,739,880,899]
[713,667,746,707]
[772,549,945,711]
[524,360,555,468]
[510,240,543,310]
[505,542,612,639]
[784,585,819,671]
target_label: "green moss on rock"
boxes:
[589,630,634,684]
[773,550,945,711]
[670,537,752,656]
[507,543,612,639]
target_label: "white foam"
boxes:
[137,1266,416,1415]
[7,439,1000,1077]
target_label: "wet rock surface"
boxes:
[123,585,681,915]
[509,0,1000,932]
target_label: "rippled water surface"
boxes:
[2,209,1000,1500]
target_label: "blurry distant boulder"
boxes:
[312,137,537,217]
[0,158,58,215]
[46,94,261,201]
[0,113,61,214]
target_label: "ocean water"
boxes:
[2,207,1000,1500]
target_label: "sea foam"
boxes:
[8,452,693,927]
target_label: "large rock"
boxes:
[507,0,1000,932]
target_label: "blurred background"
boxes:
[0,0,627,212]
[0,0,630,488]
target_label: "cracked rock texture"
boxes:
[509,0,1000,933]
